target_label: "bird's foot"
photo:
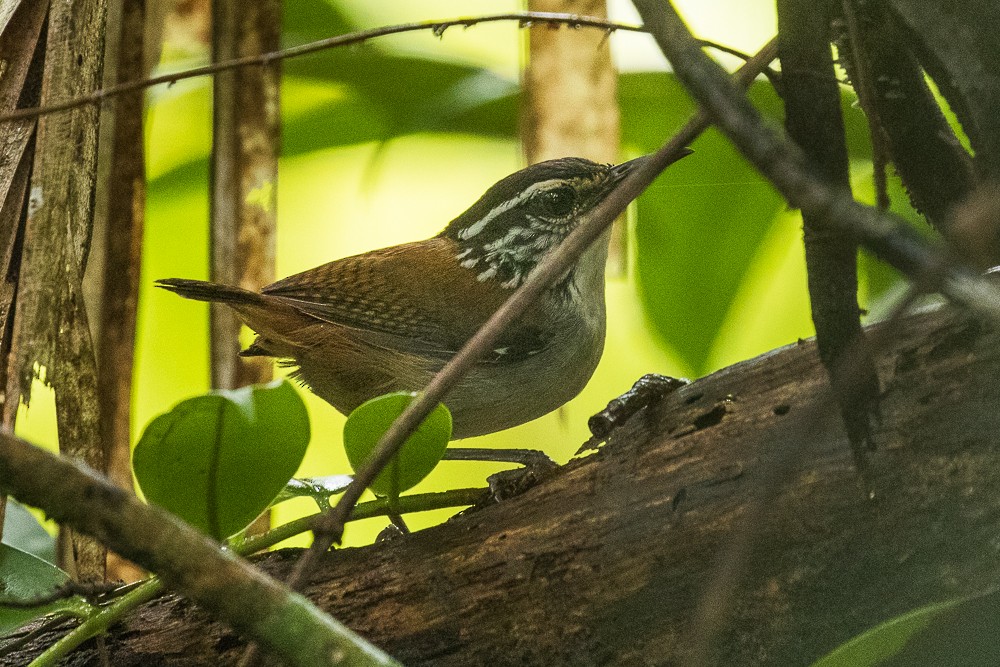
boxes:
[443,447,558,502]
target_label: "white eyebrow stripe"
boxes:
[458,178,565,240]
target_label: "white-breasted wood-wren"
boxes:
[158,153,690,438]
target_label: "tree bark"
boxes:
[7,304,1000,665]
[12,0,109,581]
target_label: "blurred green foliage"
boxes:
[12,0,917,548]
[1,500,56,565]
[0,544,87,637]
[813,589,1000,667]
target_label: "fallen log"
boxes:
[6,305,1000,665]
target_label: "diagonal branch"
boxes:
[630,0,1000,320]
[282,38,783,594]
[0,431,399,667]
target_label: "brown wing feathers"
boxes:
[158,237,552,361]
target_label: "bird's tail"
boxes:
[156,278,265,306]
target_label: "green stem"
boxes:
[28,486,486,665]
[238,486,487,555]
[29,579,164,667]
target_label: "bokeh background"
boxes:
[14,0,918,547]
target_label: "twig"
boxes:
[239,486,488,555]
[778,0,881,461]
[96,0,148,573]
[280,37,781,596]
[0,13,645,125]
[0,12,774,128]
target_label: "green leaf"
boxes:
[343,392,451,499]
[0,543,86,637]
[133,379,310,540]
[2,499,56,565]
[622,76,785,374]
[812,590,1000,666]
[622,73,880,375]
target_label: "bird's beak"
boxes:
[611,148,694,182]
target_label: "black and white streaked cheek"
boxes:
[477,224,564,287]
[453,181,578,288]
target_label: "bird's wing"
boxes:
[262,238,552,361]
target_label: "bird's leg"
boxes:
[441,447,557,468]
[442,447,558,501]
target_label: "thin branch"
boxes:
[238,487,489,556]
[839,0,891,211]
[778,0,880,459]
[0,12,769,128]
[0,13,645,125]
[96,0,149,563]
[280,38,781,596]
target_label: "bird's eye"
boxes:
[539,186,575,217]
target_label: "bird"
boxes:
[157,153,690,439]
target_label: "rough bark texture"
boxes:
[96,0,149,581]
[7,305,1000,665]
[0,0,46,543]
[9,0,109,581]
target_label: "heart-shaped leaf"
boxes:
[0,544,86,637]
[133,379,310,540]
[343,392,451,499]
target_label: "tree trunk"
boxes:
[7,304,1000,665]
